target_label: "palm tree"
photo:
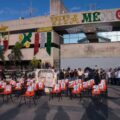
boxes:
[0,48,5,68]
[8,42,23,66]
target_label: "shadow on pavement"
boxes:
[81,97,108,120]
[53,106,70,120]
[108,86,120,106]
[81,96,120,120]
[0,104,22,120]
[34,102,49,120]
[108,86,120,92]
[0,102,4,108]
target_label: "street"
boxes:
[0,85,120,120]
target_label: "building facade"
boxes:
[0,0,120,69]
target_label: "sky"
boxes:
[0,0,120,22]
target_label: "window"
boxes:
[97,31,120,42]
[63,33,87,44]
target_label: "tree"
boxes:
[8,42,23,65]
[0,48,5,65]
[0,45,6,69]
[30,57,41,69]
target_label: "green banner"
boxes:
[46,32,51,56]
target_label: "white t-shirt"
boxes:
[78,70,83,76]
[84,72,89,78]
[117,70,120,78]
[107,72,111,78]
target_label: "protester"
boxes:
[1,69,6,80]
[106,68,112,84]
[59,69,64,80]
[77,68,83,79]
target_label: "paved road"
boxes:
[0,85,120,120]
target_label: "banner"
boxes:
[34,33,39,55]
[19,32,32,48]
[3,40,8,51]
[40,32,46,48]
[46,32,52,56]
[35,69,57,88]
[0,33,9,52]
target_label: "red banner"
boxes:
[3,40,8,51]
[34,33,39,55]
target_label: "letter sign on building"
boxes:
[116,9,120,20]
[82,12,101,23]
[50,14,79,26]
[50,9,120,26]
[82,13,92,22]
[93,12,101,21]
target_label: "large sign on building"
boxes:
[50,9,120,26]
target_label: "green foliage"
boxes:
[14,42,22,49]
[0,33,5,38]
[0,50,5,62]
[8,42,23,64]
[30,57,41,69]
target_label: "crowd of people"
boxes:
[58,66,120,85]
[0,65,120,86]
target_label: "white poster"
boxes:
[35,69,57,87]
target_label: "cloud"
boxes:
[0,7,39,17]
[0,8,19,15]
[70,6,81,11]
[0,10,4,14]
[20,7,39,17]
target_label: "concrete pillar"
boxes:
[52,31,61,69]
[50,0,68,15]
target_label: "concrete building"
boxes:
[0,0,120,69]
